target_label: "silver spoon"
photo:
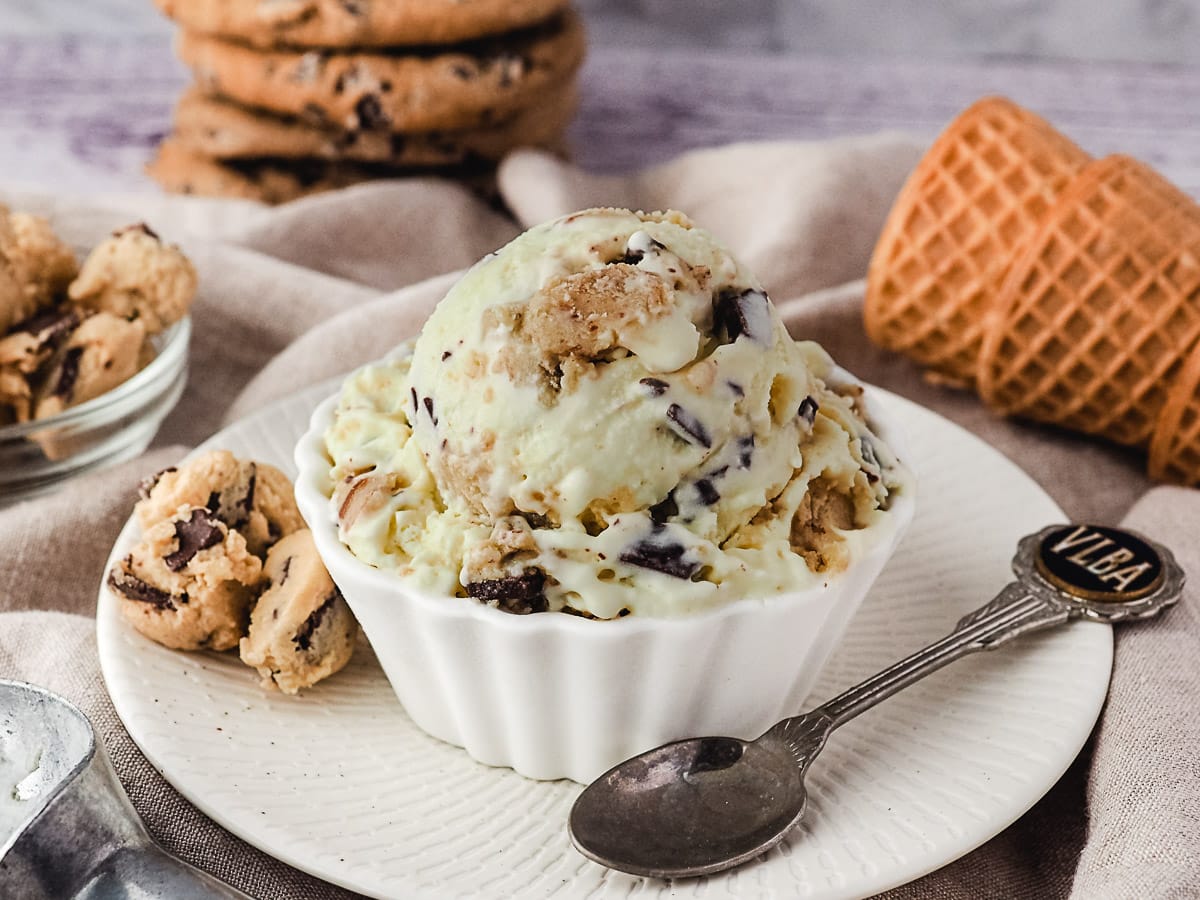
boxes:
[569,523,1184,879]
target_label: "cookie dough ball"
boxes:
[68,223,197,335]
[240,529,358,694]
[8,213,78,306]
[32,312,146,420]
[0,215,32,333]
[137,449,304,558]
[0,306,81,423]
[107,506,263,650]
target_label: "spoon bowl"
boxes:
[570,733,811,878]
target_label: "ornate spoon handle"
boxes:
[770,524,1184,757]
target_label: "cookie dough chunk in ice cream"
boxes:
[324,208,910,618]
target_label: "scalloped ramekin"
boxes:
[295,382,914,783]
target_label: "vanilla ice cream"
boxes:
[323,208,909,618]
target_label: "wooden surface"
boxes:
[2,36,1200,198]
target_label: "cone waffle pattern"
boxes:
[1149,335,1200,484]
[865,96,1089,386]
[978,155,1200,448]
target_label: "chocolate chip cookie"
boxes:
[147,138,500,203]
[108,505,264,651]
[169,82,574,165]
[153,0,569,49]
[32,311,147,420]
[177,8,585,133]
[137,449,304,558]
[239,529,358,694]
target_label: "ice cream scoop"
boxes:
[324,208,909,618]
[0,680,246,899]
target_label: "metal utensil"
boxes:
[0,680,249,899]
[569,523,1184,879]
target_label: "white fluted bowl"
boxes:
[294,383,914,784]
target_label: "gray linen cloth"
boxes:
[1,133,1196,899]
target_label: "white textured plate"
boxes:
[97,384,1111,899]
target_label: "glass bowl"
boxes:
[0,316,190,507]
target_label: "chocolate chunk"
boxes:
[115,222,160,241]
[694,479,720,506]
[640,377,669,396]
[737,434,755,468]
[649,491,678,523]
[294,590,341,651]
[619,527,700,580]
[410,386,418,415]
[138,466,176,501]
[441,350,452,361]
[52,347,84,399]
[108,563,176,611]
[619,234,667,266]
[713,288,772,345]
[467,571,547,615]
[13,305,79,343]
[278,556,292,586]
[355,94,388,130]
[205,490,221,513]
[422,396,437,425]
[666,404,711,448]
[517,510,551,529]
[164,508,225,572]
[798,396,819,425]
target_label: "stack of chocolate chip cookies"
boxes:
[147,0,586,203]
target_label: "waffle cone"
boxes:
[977,154,1200,448]
[865,96,1089,387]
[1148,334,1200,484]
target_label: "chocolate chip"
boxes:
[138,466,175,500]
[52,347,84,399]
[422,396,437,425]
[649,491,678,523]
[798,396,818,425]
[640,377,669,396]
[277,556,292,586]
[354,94,388,130]
[732,435,752,469]
[619,527,700,580]
[294,590,341,651]
[694,479,720,506]
[714,288,772,345]
[666,404,711,448]
[467,571,547,614]
[241,465,257,518]
[333,74,347,95]
[205,491,221,513]
[108,563,175,611]
[441,350,452,361]
[410,387,418,415]
[164,508,225,572]
[727,381,745,398]
[620,234,667,265]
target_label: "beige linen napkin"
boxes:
[1,134,1196,899]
